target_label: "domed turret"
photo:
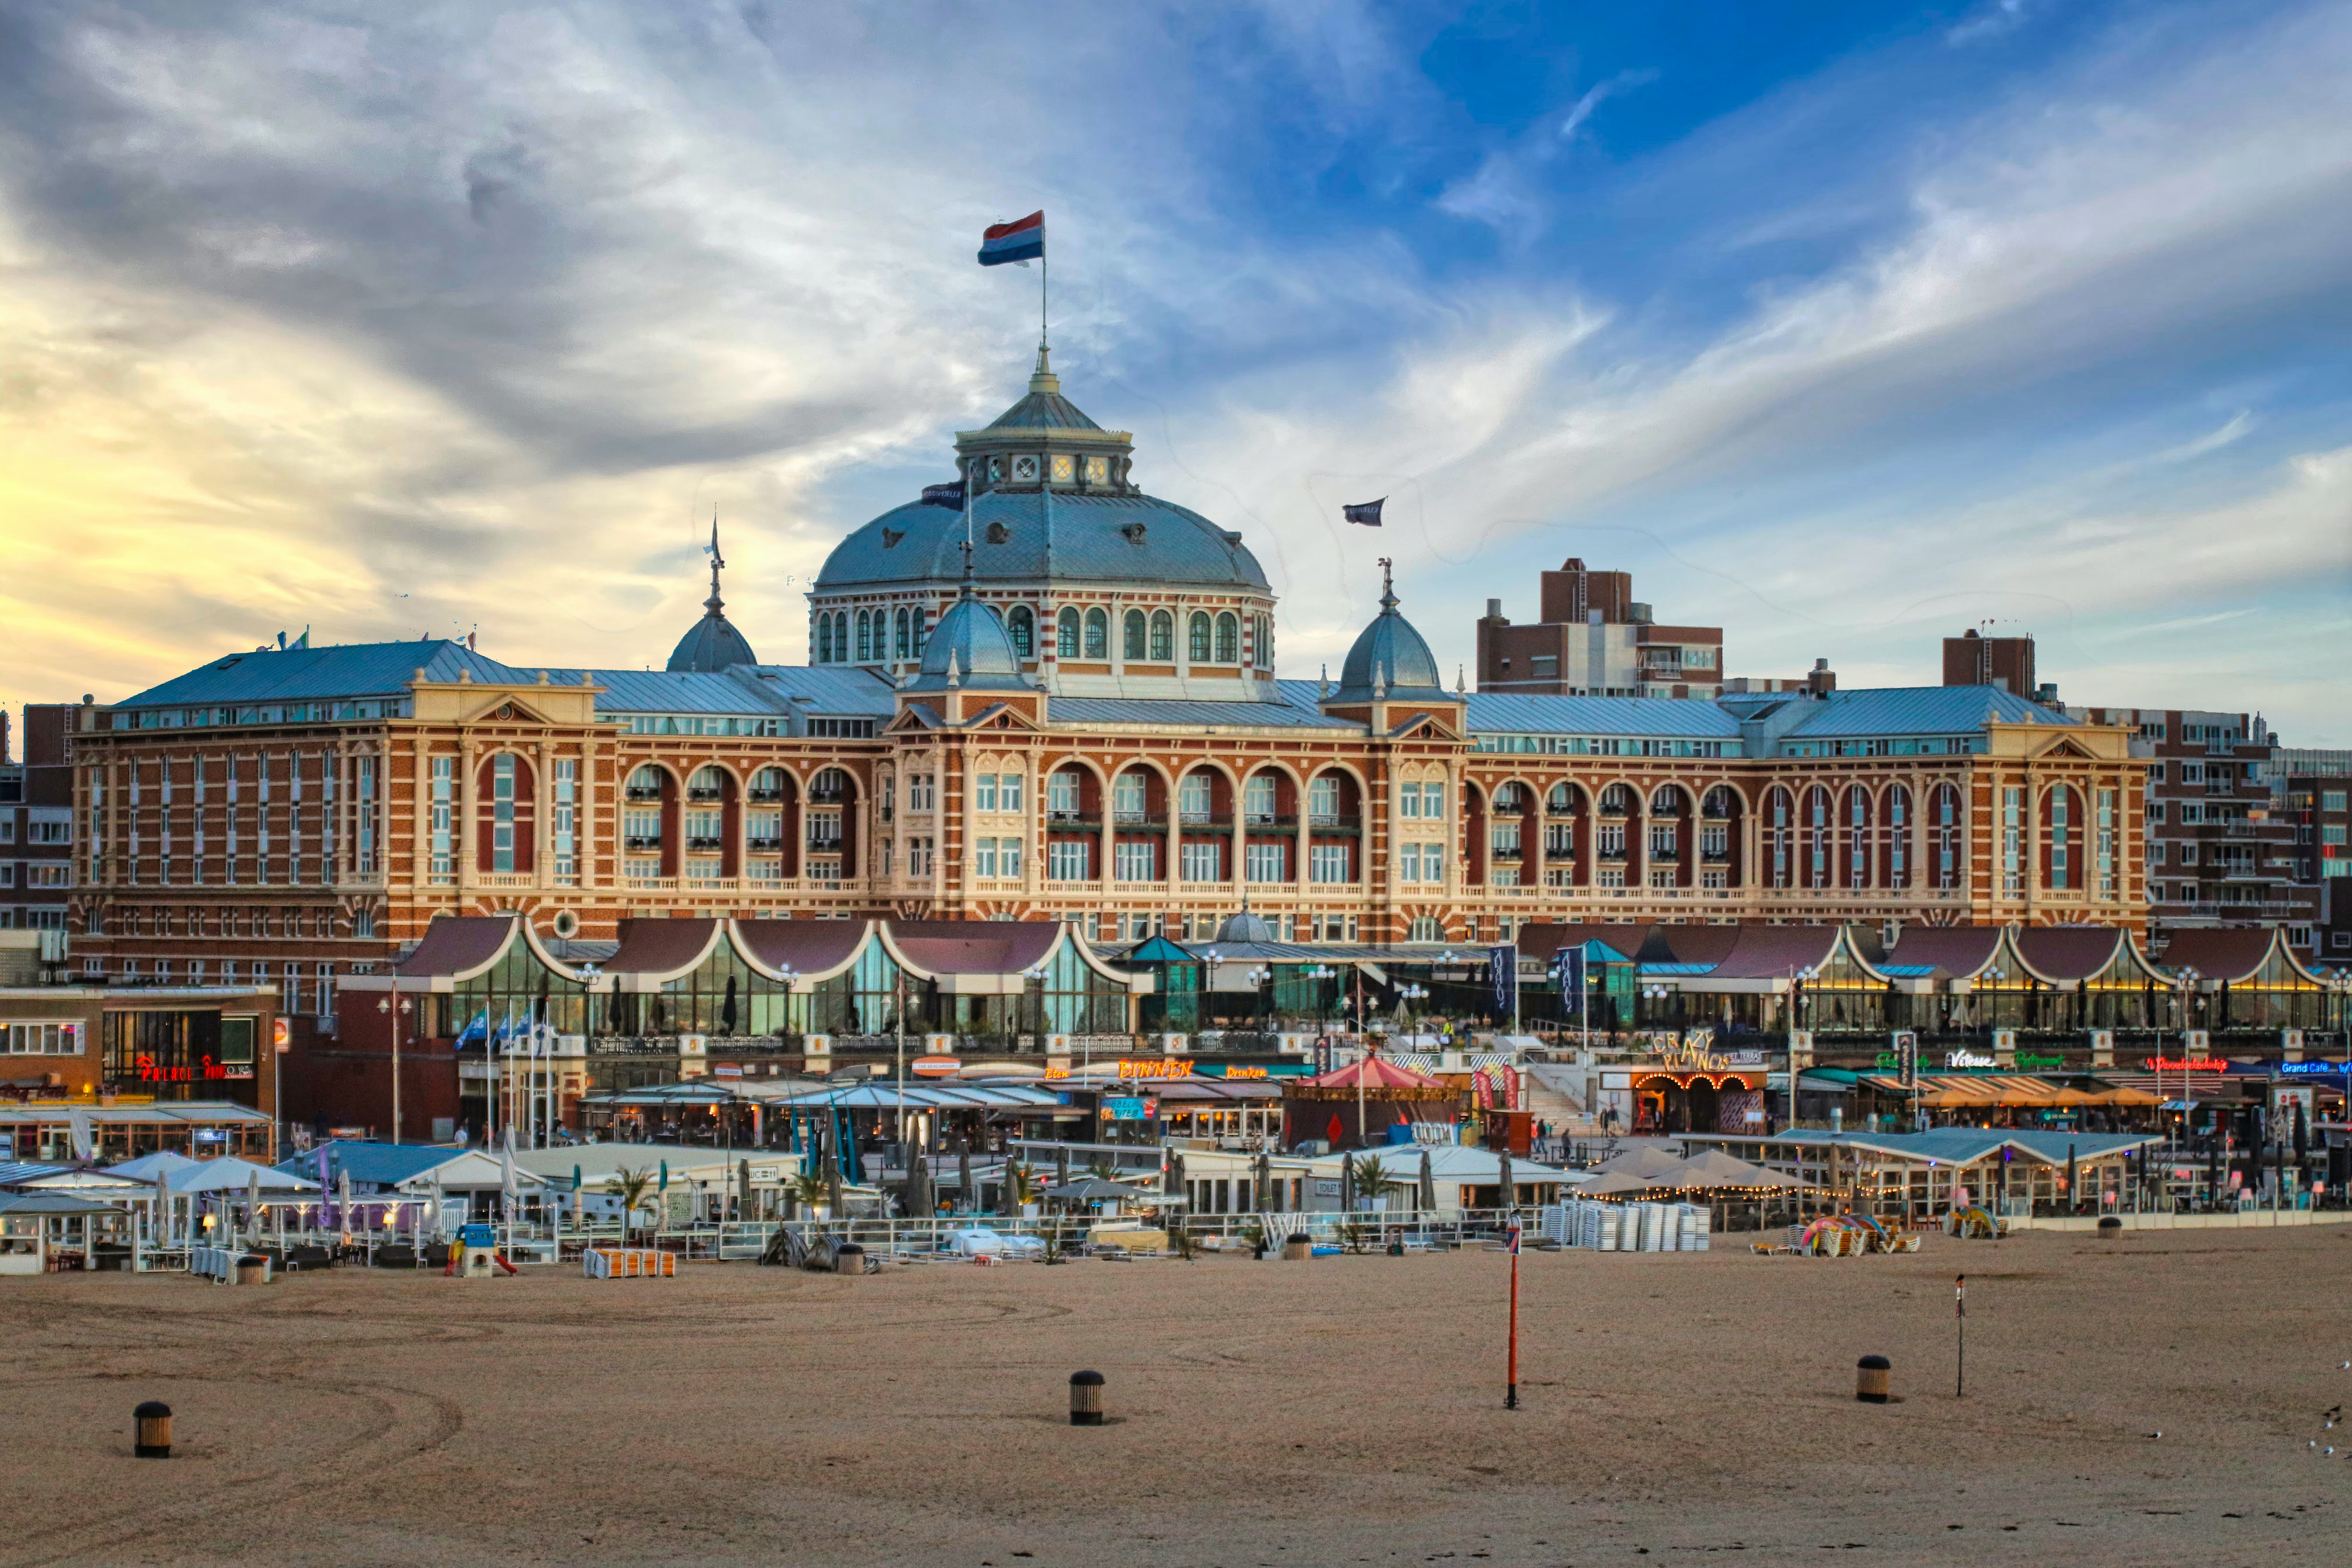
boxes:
[1210,904,1277,946]
[905,541,1031,695]
[1331,560,1446,703]
[666,519,758,672]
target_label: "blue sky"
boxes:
[0,0,2345,739]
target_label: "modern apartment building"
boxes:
[1474,560,1726,699]
[2065,704,2314,956]
[0,702,76,933]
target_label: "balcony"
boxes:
[1047,810,1101,829]
[1702,849,1733,864]
[748,788,785,804]
[1243,813,1297,831]
[1178,812,1232,829]
[686,789,724,804]
[1111,811,1166,829]
[1543,844,1576,860]
[806,834,844,852]
[747,837,784,854]
[686,836,725,852]
[1307,814,1360,834]
[624,788,662,804]
[1596,847,1628,862]
[624,835,662,852]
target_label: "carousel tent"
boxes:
[165,1156,319,1194]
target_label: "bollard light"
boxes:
[1069,1370,1105,1426]
[134,1400,172,1458]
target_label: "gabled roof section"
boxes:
[1884,924,2005,981]
[2009,926,2125,985]
[1512,924,1656,964]
[2157,925,2319,985]
[394,915,520,982]
[602,918,728,989]
[118,639,539,710]
[1695,924,1848,983]
[731,919,873,985]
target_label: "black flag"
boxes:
[1343,498,1385,526]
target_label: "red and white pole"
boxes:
[1506,1218,1523,1410]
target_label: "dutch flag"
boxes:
[978,210,1045,267]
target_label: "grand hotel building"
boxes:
[62,351,2149,1032]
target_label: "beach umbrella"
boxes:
[1045,1178,1143,1202]
[154,1165,174,1248]
[500,1140,519,1220]
[738,1158,753,1223]
[1339,1153,1356,1213]
[659,1159,669,1194]
[956,1146,973,1213]
[825,1147,844,1219]
[1167,1151,1186,1199]
[1054,1145,1070,1187]
[2065,1144,2078,1211]
[1255,1151,1273,1212]
[2294,1101,2309,1161]
[246,1171,261,1244]
[2205,1134,2220,1198]
[1417,1148,1436,1213]
[1497,1150,1515,1214]
[338,1168,354,1237]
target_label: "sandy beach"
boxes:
[2,1227,2347,1567]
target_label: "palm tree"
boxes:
[1085,1156,1120,1183]
[1006,1162,1038,1210]
[1353,1155,1397,1208]
[791,1171,828,1219]
[606,1167,655,1244]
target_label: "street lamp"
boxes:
[1305,964,1338,1037]
[375,991,413,1145]
[2171,964,2201,1165]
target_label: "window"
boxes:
[905,836,933,877]
[1254,614,1274,670]
[749,809,782,852]
[1176,771,1214,822]
[1243,775,1277,822]
[975,774,998,813]
[1214,613,1240,663]
[1180,842,1223,882]
[1112,772,1148,820]
[2049,788,2071,890]
[855,609,872,662]
[1150,610,1174,661]
[1113,841,1158,882]
[2002,787,2023,894]
[907,774,935,811]
[1009,606,1034,659]
[1308,775,1341,821]
[1123,609,1147,660]
[2324,824,2348,846]
[29,819,68,846]
[489,753,519,873]
[1245,842,1286,883]
[430,757,454,878]
[29,864,71,887]
[975,837,998,878]
[1049,770,1082,816]
[1420,781,1443,817]
[1057,607,1080,657]
[2,1022,81,1055]
[1083,608,1108,659]
[1400,842,1443,883]
[999,772,1023,813]
[1047,840,1091,880]
[2096,788,2116,896]
[895,607,911,659]
[1309,843,1351,884]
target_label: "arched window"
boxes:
[895,607,911,659]
[1547,784,1572,814]
[1845,784,1872,889]
[1256,614,1274,669]
[1803,786,1833,887]
[834,613,850,662]
[1057,607,1080,657]
[1765,786,1793,888]
[1931,782,1963,889]
[688,766,727,802]
[1083,608,1108,658]
[910,607,927,657]
[1008,606,1034,659]
[815,616,833,664]
[1883,784,1912,889]
[1599,784,1635,816]
[1150,610,1173,661]
[1189,612,1212,662]
[1243,772,1278,821]
[627,765,665,800]
[1214,613,1240,663]
[1650,785,1680,815]
[1123,609,1147,660]
[751,767,786,802]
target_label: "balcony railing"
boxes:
[624,835,661,851]
[747,837,784,853]
[686,836,725,852]
[806,834,844,851]
[624,788,662,804]
[1178,811,1231,829]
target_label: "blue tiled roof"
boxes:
[817,489,1270,592]
[740,666,901,716]
[117,641,538,709]
[1054,682,1358,730]
[1780,686,2073,739]
[1466,693,1744,738]
[587,666,898,717]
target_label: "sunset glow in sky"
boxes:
[1,2,2346,737]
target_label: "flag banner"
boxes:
[1343,498,1385,526]
[979,211,1045,266]
[1552,948,1586,1018]
[1489,943,1517,1020]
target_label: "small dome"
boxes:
[907,578,1029,694]
[666,614,757,673]
[1332,568,1446,702]
[666,524,758,671]
[1211,907,1277,946]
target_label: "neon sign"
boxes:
[1945,1049,1996,1069]
[134,1052,252,1083]
[2278,1061,2350,1077]
[2143,1056,2226,1073]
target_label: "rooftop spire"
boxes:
[1029,341,1060,396]
[704,509,727,617]
[1378,556,1397,612]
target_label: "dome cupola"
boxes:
[665,519,758,672]
[905,540,1031,695]
[1331,559,1446,704]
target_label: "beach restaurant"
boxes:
[1738,1128,2161,1224]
